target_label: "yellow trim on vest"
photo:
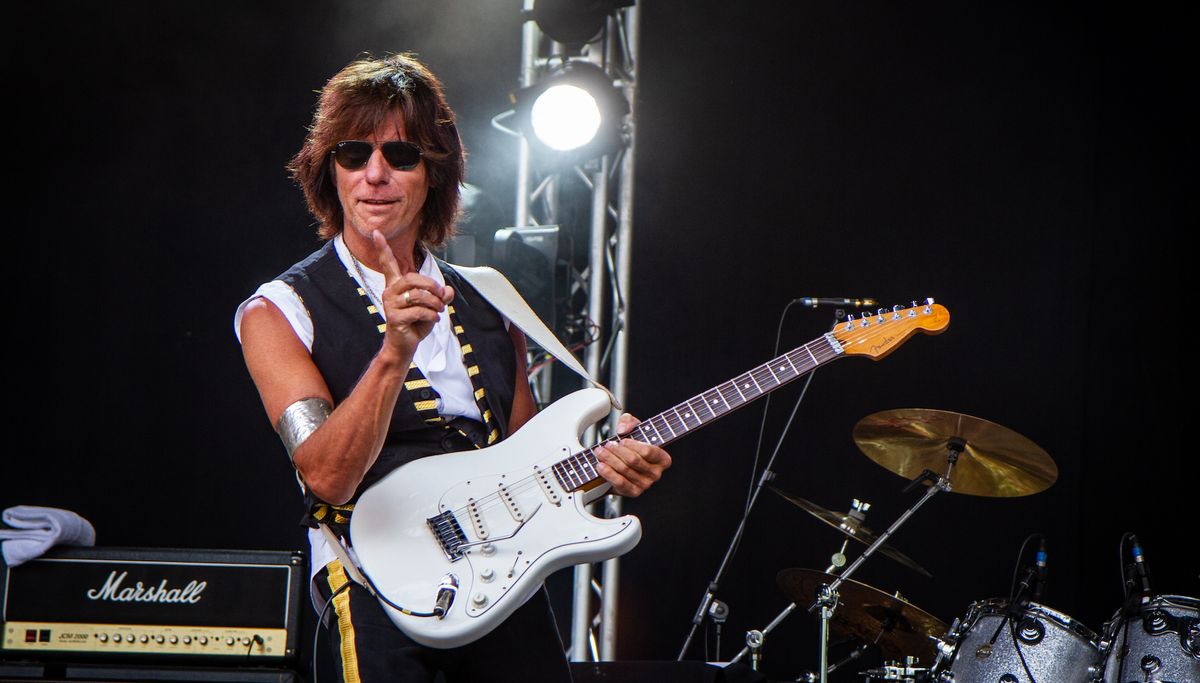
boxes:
[460,344,473,354]
[413,400,439,412]
[475,387,486,400]
[454,325,464,334]
[482,409,492,423]
[488,429,499,444]
[405,378,432,390]
[326,561,361,683]
[467,365,480,377]
[376,323,387,333]
[366,305,378,315]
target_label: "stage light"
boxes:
[530,84,602,151]
[512,61,629,168]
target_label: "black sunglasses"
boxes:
[331,140,424,171]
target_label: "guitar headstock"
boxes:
[830,298,950,359]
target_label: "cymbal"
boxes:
[777,568,946,663]
[852,408,1057,497]
[768,486,932,578]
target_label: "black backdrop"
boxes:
[9,1,1196,681]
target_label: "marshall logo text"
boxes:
[85,570,207,605]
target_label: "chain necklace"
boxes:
[344,238,425,320]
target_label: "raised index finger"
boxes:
[372,230,404,287]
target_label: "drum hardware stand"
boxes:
[795,642,872,682]
[746,629,765,671]
[807,439,961,683]
[729,530,855,665]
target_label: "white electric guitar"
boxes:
[351,299,950,648]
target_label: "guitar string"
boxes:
[447,307,939,524]
[448,342,837,519]
[449,308,930,518]
[555,306,939,481]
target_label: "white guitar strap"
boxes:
[448,263,622,411]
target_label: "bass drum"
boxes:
[932,598,1103,682]
[1101,595,1200,683]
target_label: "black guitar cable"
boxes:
[312,581,352,683]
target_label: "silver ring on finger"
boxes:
[403,290,413,305]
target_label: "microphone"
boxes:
[794,297,878,308]
[1033,537,1048,601]
[1130,535,1152,596]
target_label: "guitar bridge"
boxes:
[427,510,468,561]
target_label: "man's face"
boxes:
[334,114,430,246]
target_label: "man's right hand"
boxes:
[372,230,455,362]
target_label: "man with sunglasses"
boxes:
[234,54,671,682]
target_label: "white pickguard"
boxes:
[350,388,643,649]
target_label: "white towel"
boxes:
[0,505,96,567]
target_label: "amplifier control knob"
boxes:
[198,636,208,645]
[113,634,123,643]
[183,635,192,644]
[169,635,179,644]
[139,635,149,643]
[226,637,235,646]
[98,634,108,643]
[155,635,165,644]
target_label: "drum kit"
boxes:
[736,407,1198,683]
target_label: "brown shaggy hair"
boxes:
[288,53,465,247]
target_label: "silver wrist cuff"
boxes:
[277,397,332,457]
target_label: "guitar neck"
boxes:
[550,332,845,492]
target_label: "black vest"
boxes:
[278,242,517,514]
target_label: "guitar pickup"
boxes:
[466,498,489,540]
[498,483,524,522]
[533,466,561,506]
[427,511,468,561]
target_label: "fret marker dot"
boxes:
[712,399,719,404]
[743,383,750,389]
[684,413,691,418]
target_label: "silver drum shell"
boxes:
[1101,594,1200,683]
[936,598,1103,683]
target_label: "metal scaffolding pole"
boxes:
[509,2,640,663]
[600,2,639,660]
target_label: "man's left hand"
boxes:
[595,413,673,497]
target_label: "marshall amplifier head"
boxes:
[0,547,304,662]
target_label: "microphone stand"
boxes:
[675,461,795,660]
[676,307,844,661]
